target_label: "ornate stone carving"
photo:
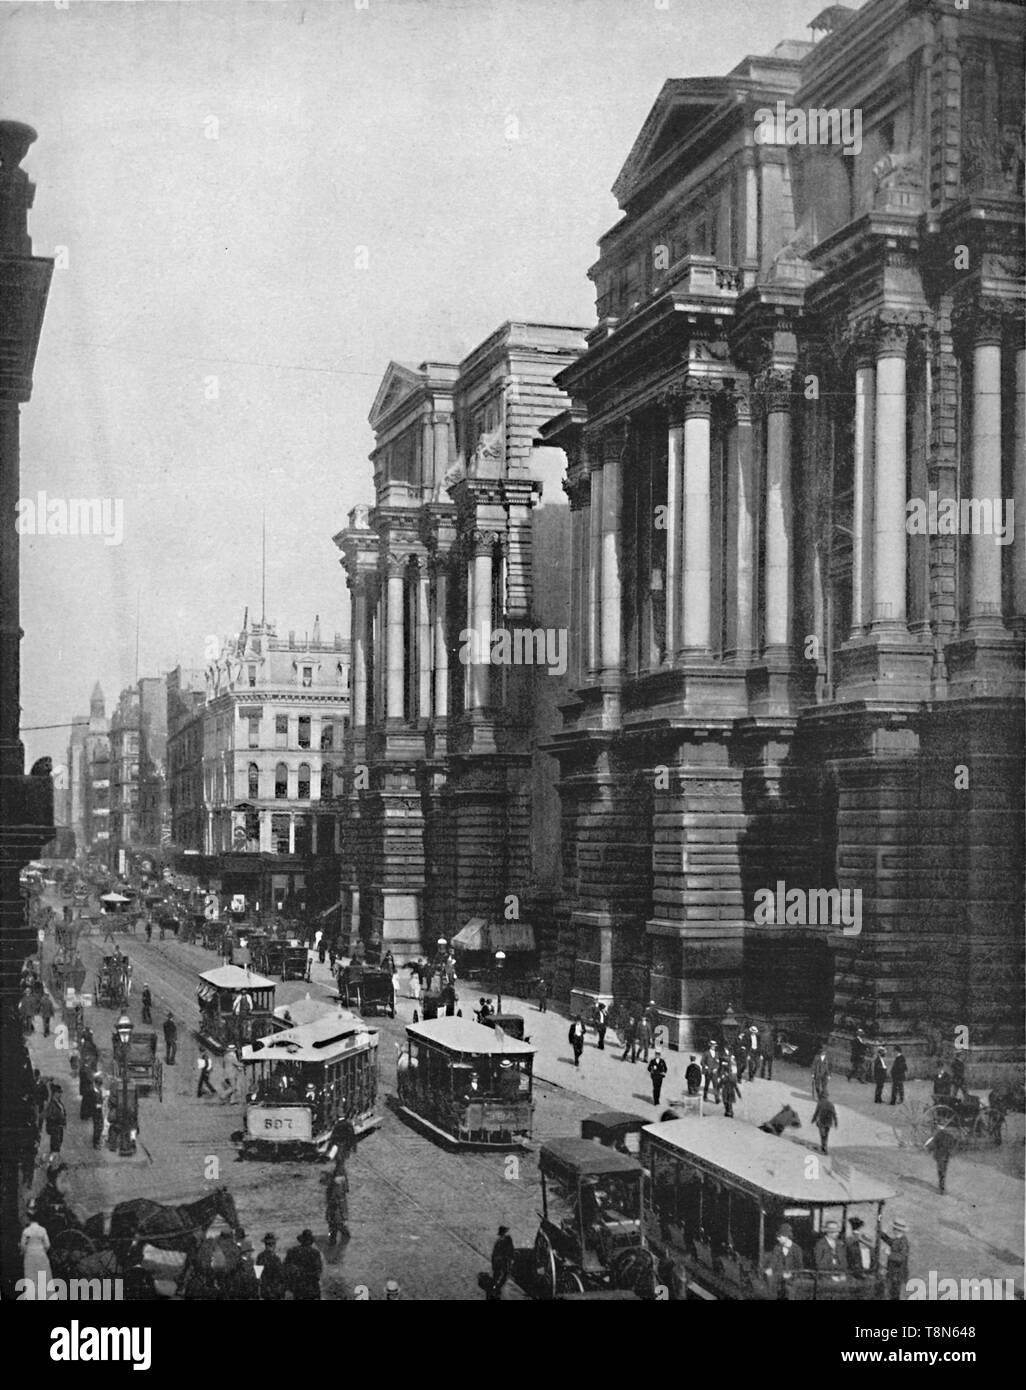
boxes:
[753,367,794,413]
[662,375,722,420]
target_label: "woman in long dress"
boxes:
[21,1208,52,1293]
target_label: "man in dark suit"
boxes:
[568,1016,586,1068]
[763,1222,804,1296]
[927,1122,959,1194]
[684,1055,702,1096]
[719,1065,740,1118]
[872,1047,889,1103]
[889,1048,908,1105]
[814,1219,847,1277]
[647,1049,668,1105]
[846,1029,867,1083]
[812,1095,838,1153]
[811,1044,831,1101]
[881,1219,910,1300]
[845,1217,875,1278]
[487,1226,515,1301]
[701,1042,720,1100]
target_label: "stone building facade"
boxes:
[67,681,109,857]
[166,666,207,854]
[335,321,586,960]
[194,617,350,913]
[545,0,1024,1077]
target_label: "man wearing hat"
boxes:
[141,984,153,1024]
[811,1043,831,1101]
[845,1217,875,1277]
[684,1055,702,1097]
[486,1226,515,1301]
[325,1166,350,1247]
[872,1047,889,1104]
[812,1094,839,1154]
[256,1233,286,1301]
[764,1222,803,1294]
[647,1048,668,1106]
[926,1120,959,1195]
[44,1083,67,1156]
[814,1219,846,1276]
[847,1028,867,1084]
[881,1219,910,1300]
[283,1229,323,1300]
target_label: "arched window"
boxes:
[297,762,311,799]
[248,762,259,799]
[275,762,288,799]
[321,762,334,799]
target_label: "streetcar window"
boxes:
[730,1191,761,1263]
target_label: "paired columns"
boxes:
[968,316,1004,629]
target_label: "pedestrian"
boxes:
[317,933,327,965]
[720,1066,740,1119]
[873,1047,889,1104]
[812,1095,838,1153]
[325,1168,350,1246]
[701,1042,720,1101]
[145,918,153,942]
[744,1023,760,1081]
[889,1048,907,1105]
[644,1001,660,1036]
[21,1205,52,1292]
[486,1225,515,1301]
[44,1084,66,1156]
[811,1043,830,1101]
[684,1055,702,1097]
[932,1065,954,1107]
[87,1075,104,1149]
[163,1012,178,1065]
[637,1016,653,1064]
[568,1015,586,1067]
[33,1070,49,1135]
[382,949,395,976]
[39,992,54,1039]
[441,982,457,1017]
[759,1020,776,1079]
[733,1036,749,1082]
[846,1028,867,1083]
[141,984,153,1024]
[283,1229,323,1300]
[846,1218,875,1278]
[881,1219,910,1300]
[225,1236,260,1300]
[620,1015,638,1064]
[256,1233,286,1300]
[763,1222,802,1295]
[594,1002,607,1050]
[328,943,338,972]
[648,1049,668,1106]
[536,977,548,1013]
[19,991,35,1036]
[196,1049,217,1098]
[950,1055,967,1100]
[814,1219,846,1276]
[927,1121,959,1195]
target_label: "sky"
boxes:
[2,0,831,767]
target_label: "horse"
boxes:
[759,1104,802,1136]
[108,1185,241,1277]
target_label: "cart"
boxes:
[95,957,128,1010]
[115,1027,164,1102]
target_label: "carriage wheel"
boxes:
[611,1246,659,1300]
[968,1111,989,1144]
[50,1228,96,1279]
[556,1267,585,1296]
[533,1229,557,1300]
[891,1098,935,1149]
[927,1104,965,1138]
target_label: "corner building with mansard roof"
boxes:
[543,0,1024,1078]
[335,322,587,966]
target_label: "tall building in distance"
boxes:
[184,615,351,914]
[336,320,586,961]
[166,665,207,855]
[545,0,1024,1079]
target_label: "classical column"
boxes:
[259,809,272,853]
[311,815,318,856]
[470,532,494,710]
[725,387,755,659]
[432,558,449,719]
[1013,340,1026,619]
[420,415,434,493]
[432,413,451,476]
[969,315,1004,627]
[679,381,713,655]
[288,812,295,856]
[600,425,625,679]
[665,397,684,659]
[417,561,432,718]
[851,345,876,635]
[872,323,909,631]
[350,578,368,729]
[587,454,603,678]
[385,555,406,720]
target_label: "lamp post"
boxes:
[115,1012,133,1156]
[494,950,506,1015]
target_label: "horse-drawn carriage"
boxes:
[893,1091,1006,1149]
[339,964,395,1018]
[95,955,128,1010]
[115,1027,164,1102]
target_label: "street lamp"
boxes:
[494,950,506,1015]
[114,1012,134,1156]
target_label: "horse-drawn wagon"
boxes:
[114,1027,164,1102]
[95,955,128,1010]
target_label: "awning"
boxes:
[451,919,535,952]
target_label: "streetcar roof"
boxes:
[198,965,275,991]
[405,1017,535,1057]
[643,1118,895,1204]
[541,1138,644,1177]
[273,997,339,1027]
[241,1009,378,1063]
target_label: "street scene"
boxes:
[2,0,1024,1318]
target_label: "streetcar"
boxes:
[534,1139,657,1299]
[339,963,396,1018]
[197,964,277,1052]
[640,1116,895,1300]
[240,1007,381,1157]
[395,1016,535,1146]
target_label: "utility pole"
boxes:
[0,121,54,1296]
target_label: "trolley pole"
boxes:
[0,121,54,1296]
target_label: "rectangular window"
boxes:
[298,716,311,749]
[302,666,313,688]
[271,813,290,855]
[248,665,257,688]
[248,717,260,749]
[275,715,288,749]
[320,722,334,750]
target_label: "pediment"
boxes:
[612,78,731,207]
[368,361,424,428]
